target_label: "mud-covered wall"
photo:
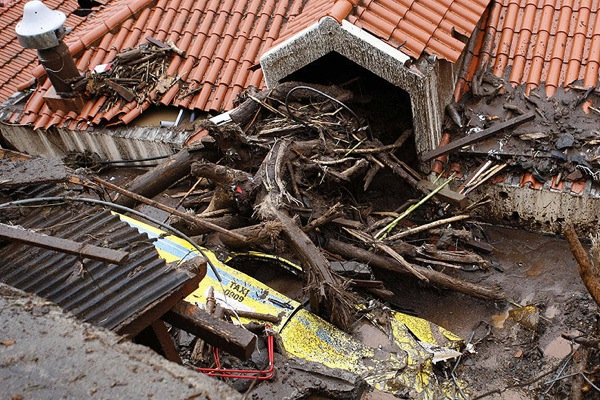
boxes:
[435,59,459,112]
[472,181,600,236]
[0,124,187,159]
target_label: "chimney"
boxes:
[16,0,83,112]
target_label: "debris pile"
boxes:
[3,76,600,398]
[71,37,183,110]
[155,82,504,329]
[444,78,600,186]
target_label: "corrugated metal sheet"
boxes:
[0,185,201,335]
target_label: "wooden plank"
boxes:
[105,79,135,102]
[162,300,257,360]
[150,320,183,364]
[421,112,535,161]
[417,180,470,209]
[0,223,128,264]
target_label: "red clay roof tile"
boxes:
[6,0,489,128]
[457,0,600,109]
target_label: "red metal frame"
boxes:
[198,331,275,380]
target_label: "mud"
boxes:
[382,224,599,398]
[457,82,600,177]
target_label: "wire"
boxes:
[284,85,362,134]
[42,48,65,74]
[107,164,159,168]
[100,155,171,164]
[0,196,223,283]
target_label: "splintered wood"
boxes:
[107,82,505,330]
[70,37,180,110]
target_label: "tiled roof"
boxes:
[0,0,88,104]
[9,0,304,130]
[275,0,490,62]
[6,0,489,129]
[456,0,600,106]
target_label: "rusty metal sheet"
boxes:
[0,195,205,336]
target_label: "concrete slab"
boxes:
[0,283,241,400]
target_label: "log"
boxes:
[171,215,245,236]
[191,160,253,190]
[417,244,490,268]
[563,221,600,307]
[217,221,284,250]
[93,177,247,243]
[255,139,358,330]
[162,300,257,360]
[325,238,505,301]
[114,147,212,208]
[260,195,358,330]
[191,160,258,214]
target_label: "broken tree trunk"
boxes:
[325,238,505,301]
[259,195,358,330]
[113,147,212,208]
[256,140,359,330]
[563,221,600,308]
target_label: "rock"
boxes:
[508,305,540,332]
[555,133,575,149]
[550,150,567,160]
[570,153,592,169]
[565,169,584,181]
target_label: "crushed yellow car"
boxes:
[119,214,465,399]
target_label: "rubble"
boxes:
[2,71,600,397]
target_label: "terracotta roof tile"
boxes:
[6,0,489,128]
[456,0,600,102]
[0,0,96,103]
[457,0,600,111]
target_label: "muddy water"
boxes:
[379,225,583,338]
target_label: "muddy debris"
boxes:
[2,78,600,399]
[445,77,600,187]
